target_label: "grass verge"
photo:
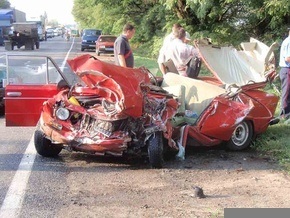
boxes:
[253,123,290,172]
[134,54,162,77]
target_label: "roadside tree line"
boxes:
[74,0,289,57]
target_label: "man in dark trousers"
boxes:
[114,23,135,68]
[279,27,290,122]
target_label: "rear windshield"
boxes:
[83,29,102,36]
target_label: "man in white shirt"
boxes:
[279,27,290,121]
[157,23,182,75]
[167,28,199,77]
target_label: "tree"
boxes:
[72,0,290,57]
[0,0,10,8]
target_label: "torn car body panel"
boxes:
[34,55,178,167]
[197,97,252,140]
[67,54,151,118]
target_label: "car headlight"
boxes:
[82,40,87,42]
[100,45,105,48]
[55,107,70,120]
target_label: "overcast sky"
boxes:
[9,0,75,24]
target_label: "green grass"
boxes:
[134,55,163,77]
[134,56,290,172]
[253,124,290,171]
[255,80,290,171]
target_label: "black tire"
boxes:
[30,39,35,50]
[81,47,84,51]
[34,130,62,157]
[147,131,164,168]
[226,120,253,151]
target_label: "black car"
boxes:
[81,29,102,51]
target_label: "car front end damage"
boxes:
[36,55,178,168]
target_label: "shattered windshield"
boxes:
[5,55,82,86]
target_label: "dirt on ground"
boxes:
[58,147,290,218]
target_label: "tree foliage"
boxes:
[0,0,10,9]
[73,0,290,58]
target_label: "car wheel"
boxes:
[226,120,253,151]
[147,131,164,168]
[81,47,84,51]
[34,130,62,157]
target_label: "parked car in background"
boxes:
[95,35,117,56]
[81,29,102,51]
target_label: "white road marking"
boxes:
[0,39,75,217]
[60,37,75,71]
[0,137,35,217]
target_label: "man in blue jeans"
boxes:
[279,27,290,122]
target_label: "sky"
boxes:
[8,0,75,24]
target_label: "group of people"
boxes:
[157,23,199,77]
[113,22,199,77]
[113,23,290,123]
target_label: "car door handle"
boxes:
[7,92,22,97]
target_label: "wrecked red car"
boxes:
[37,55,180,168]
[4,38,279,167]
[162,38,279,153]
[5,54,178,168]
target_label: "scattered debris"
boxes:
[236,167,244,172]
[193,186,206,198]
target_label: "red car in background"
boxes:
[95,35,117,56]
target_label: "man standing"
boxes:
[157,23,182,75]
[114,23,135,68]
[279,27,290,121]
[167,28,199,77]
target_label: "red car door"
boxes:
[4,55,69,126]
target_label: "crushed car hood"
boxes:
[196,38,278,86]
[67,54,151,118]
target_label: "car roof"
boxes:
[100,35,116,38]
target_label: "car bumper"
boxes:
[99,47,114,53]
[81,43,96,49]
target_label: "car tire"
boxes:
[226,120,253,151]
[81,47,84,51]
[147,131,164,168]
[34,130,62,157]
